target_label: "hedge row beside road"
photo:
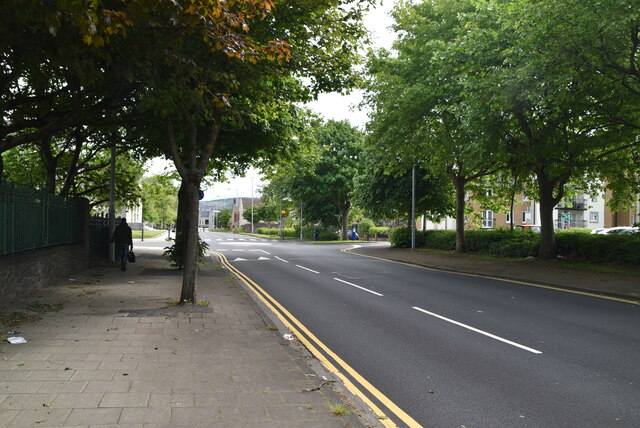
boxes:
[255,227,339,240]
[390,227,640,265]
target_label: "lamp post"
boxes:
[251,177,254,233]
[300,202,303,240]
[411,166,416,251]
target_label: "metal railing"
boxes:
[0,182,82,256]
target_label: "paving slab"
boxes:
[0,244,373,427]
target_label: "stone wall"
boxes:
[0,198,92,303]
[0,244,91,302]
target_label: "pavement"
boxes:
[347,244,640,303]
[2,237,638,428]
[0,237,374,428]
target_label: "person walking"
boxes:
[111,218,133,271]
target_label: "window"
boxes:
[522,211,532,223]
[589,212,599,223]
[522,194,529,202]
[482,210,494,228]
[506,212,512,223]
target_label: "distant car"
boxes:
[590,228,608,234]
[603,227,638,235]
[617,227,639,235]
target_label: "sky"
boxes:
[146,1,397,200]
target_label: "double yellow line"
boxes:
[214,251,422,428]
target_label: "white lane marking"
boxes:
[412,307,543,354]
[296,265,319,274]
[258,257,271,260]
[232,258,247,261]
[275,256,289,263]
[333,278,384,297]
[250,249,271,255]
[218,242,272,246]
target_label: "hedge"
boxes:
[556,233,640,265]
[390,227,639,264]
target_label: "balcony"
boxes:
[556,197,587,211]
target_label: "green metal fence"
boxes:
[0,181,82,256]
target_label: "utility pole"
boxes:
[300,202,303,240]
[411,166,416,251]
[251,177,254,233]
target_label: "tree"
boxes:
[217,209,232,230]
[264,120,364,239]
[115,0,371,303]
[354,142,455,225]
[363,0,502,252]
[141,175,178,228]
[2,140,144,208]
[3,0,371,303]
[243,204,279,226]
[457,0,640,258]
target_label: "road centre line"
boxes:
[296,265,319,274]
[334,278,384,297]
[412,307,542,354]
[275,256,289,263]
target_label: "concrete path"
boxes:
[0,245,371,427]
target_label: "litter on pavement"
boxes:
[6,337,27,344]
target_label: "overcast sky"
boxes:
[146,1,397,200]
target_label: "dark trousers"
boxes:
[116,244,129,271]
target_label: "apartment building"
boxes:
[422,190,638,231]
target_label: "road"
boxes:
[203,231,640,427]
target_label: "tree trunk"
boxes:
[0,152,4,181]
[537,174,560,259]
[453,177,466,253]
[39,137,57,194]
[341,204,349,240]
[179,178,201,304]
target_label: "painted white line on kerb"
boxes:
[412,307,542,354]
[275,256,289,263]
[296,265,319,274]
[334,278,384,297]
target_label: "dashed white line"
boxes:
[412,307,543,354]
[296,265,319,274]
[333,278,384,297]
[250,249,271,255]
[275,256,289,263]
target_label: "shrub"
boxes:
[390,227,411,248]
[370,226,390,237]
[257,227,279,236]
[423,230,456,250]
[318,230,339,241]
[163,238,210,270]
[360,218,374,237]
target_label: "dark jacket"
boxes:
[111,223,133,246]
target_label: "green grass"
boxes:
[562,262,639,275]
[329,403,350,416]
[0,311,41,328]
[27,301,63,313]
[132,230,165,239]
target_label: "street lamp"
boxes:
[251,177,254,233]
